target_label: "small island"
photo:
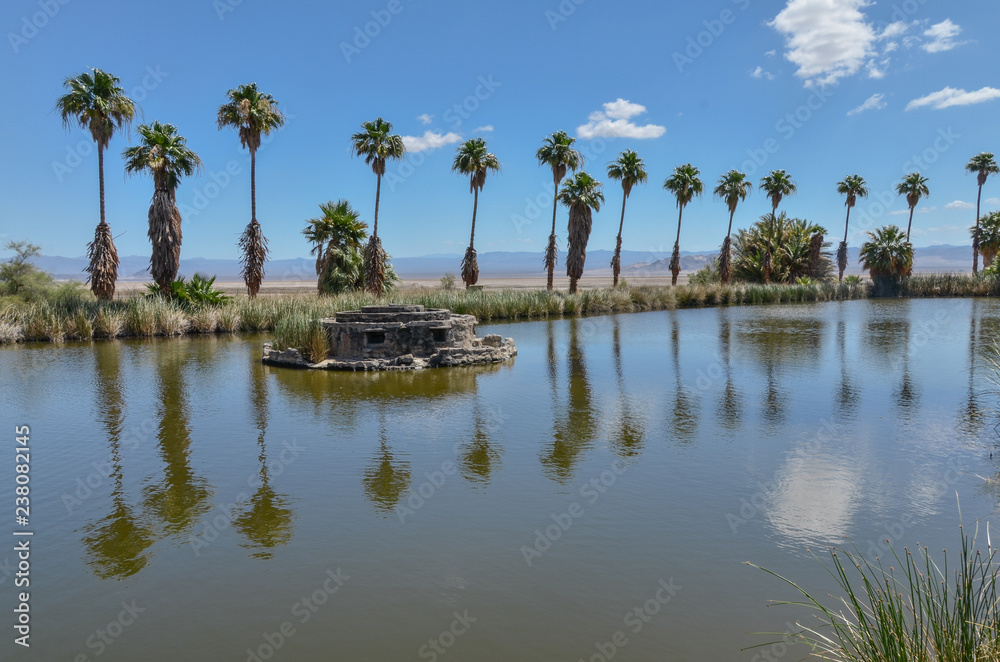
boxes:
[262,304,516,371]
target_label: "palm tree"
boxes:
[302,200,368,294]
[713,170,752,285]
[973,211,1000,270]
[895,172,929,242]
[217,83,285,298]
[558,172,604,294]
[835,174,869,282]
[537,131,584,291]
[452,138,501,288]
[351,118,405,297]
[732,213,831,283]
[758,170,797,284]
[606,150,648,287]
[662,163,704,286]
[56,68,136,300]
[859,225,913,295]
[123,122,202,293]
[966,153,999,273]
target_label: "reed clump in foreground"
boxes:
[749,517,1000,661]
[1,274,998,345]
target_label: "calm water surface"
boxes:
[3,299,1000,661]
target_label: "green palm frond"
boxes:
[537,130,583,185]
[663,163,704,208]
[123,121,202,191]
[216,83,285,153]
[606,150,648,199]
[714,169,752,215]
[452,137,501,192]
[896,172,930,209]
[859,225,913,279]
[56,68,136,149]
[759,169,797,212]
[836,174,868,209]
[351,117,405,177]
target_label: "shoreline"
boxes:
[2,275,997,346]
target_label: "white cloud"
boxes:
[764,49,777,57]
[402,130,462,153]
[922,19,964,53]
[946,200,976,210]
[883,41,899,53]
[769,0,877,86]
[866,59,888,79]
[577,99,666,140]
[847,93,886,116]
[906,86,1000,110]
[986,197,1000,206]
[416,113,434,125]
[879,21,911,40]
[473,125,494,133]
[750,66,775,80]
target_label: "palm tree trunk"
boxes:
[838,206,852,282]
[87,143,119,300]
[670,206,684,286]
[974,183,983,274]
[546,179,559,291]
[99,143,106,226]
[250,149,256,222]
[720,209,735,285]
[373,172,382,239]
[612,193,627,287]
[470,186,479,248]
[462,187,480,288]
[906,207,914,242]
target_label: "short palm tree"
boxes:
[302,200,368,294]
[537,131,584,291]
[351,118,405,297]
[217,83,285,298]
[966,153,999,273]
[759,170,797,284]
[663,164,704,286]
[452,138,501,288]
[973,211,1000,270]
[895,172,929,242]
[56,68,136,300]
[835,174,869,282]
[713,170,752,285]
[859,225,913,294]
[123,122,202,293]
[558,172,604,294]
[606,150,648,287]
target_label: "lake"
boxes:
[2,298,998,661]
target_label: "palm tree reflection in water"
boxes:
[82,343,155,579]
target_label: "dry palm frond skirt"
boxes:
[836,241,848,279]
[87,222,120,300]
[148,188,183,292]
[809,232,824,278]
[239,219,269,298]
[461,246,479,287]
[669,241,681,284]
[719,236,732,284]
[544,233,558,270]
[364,236,386,297]
[610,236,623,284]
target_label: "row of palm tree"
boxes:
[55,67,997,299]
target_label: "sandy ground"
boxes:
[114,275,692,297]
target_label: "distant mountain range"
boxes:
[31,245,975,281]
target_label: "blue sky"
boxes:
[2,0,998,262]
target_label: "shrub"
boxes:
[440,272,457,290]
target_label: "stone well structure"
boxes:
[262,304,516,371]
